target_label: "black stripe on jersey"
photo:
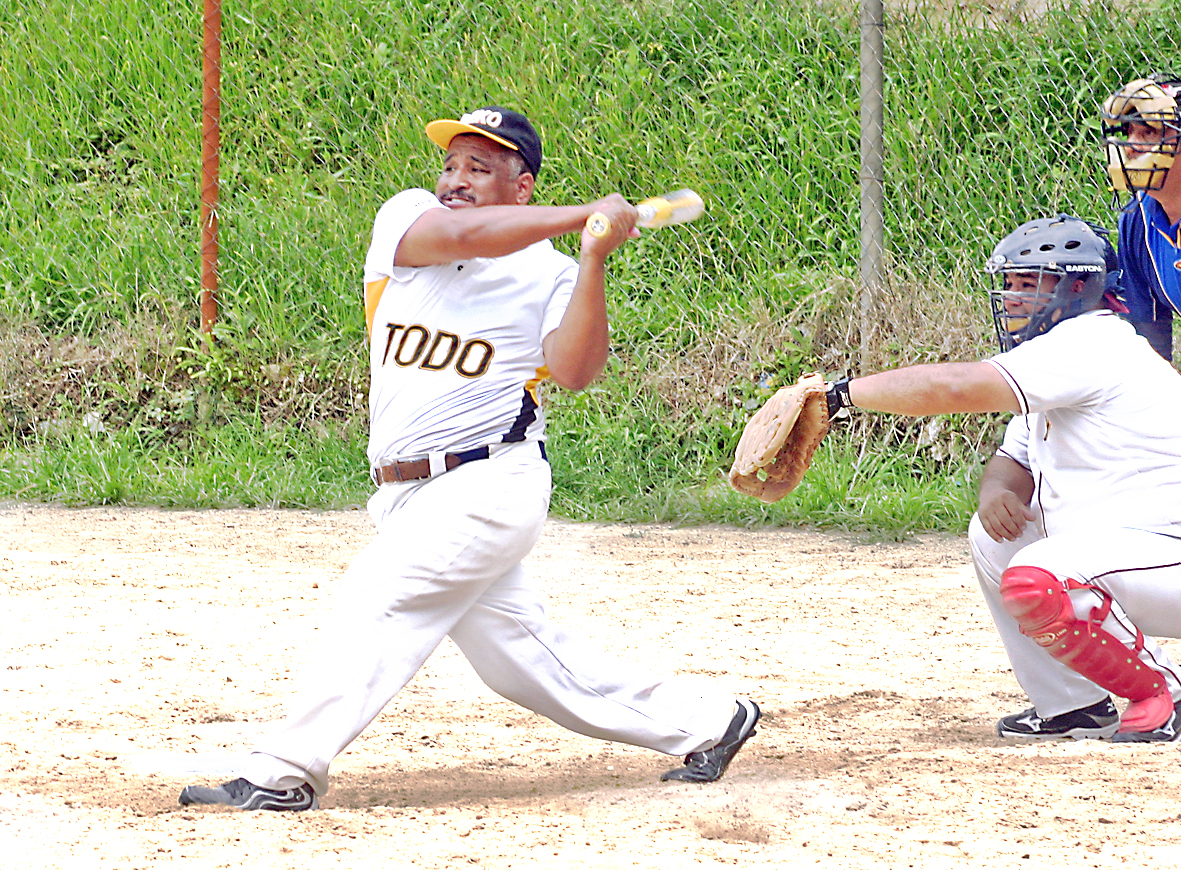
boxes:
[989,360,1029,415]
[1032,470,1048,533]
[502,386,539,443]
[1094,559,1181,581]
[995,446,1030,473]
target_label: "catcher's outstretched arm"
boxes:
[830,362,1019,416]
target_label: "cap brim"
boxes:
[425,120,520,154]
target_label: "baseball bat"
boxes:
[585,189,705,238]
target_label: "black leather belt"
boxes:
[370,442,546,486]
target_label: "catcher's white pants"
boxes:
[969,514,1181,719]
[244,442,734,796]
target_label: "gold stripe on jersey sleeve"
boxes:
[364,277,390,338]
[526,366,550,404]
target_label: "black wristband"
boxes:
[826,377,854,419]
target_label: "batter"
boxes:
[178,106,758,811]
[819,214,1181,742]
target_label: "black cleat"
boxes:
[1112,700,1181,743]
[661,699,760,783]
[996,697,1119,741]
[178,777,318,811]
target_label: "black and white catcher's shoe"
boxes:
[661,698,761,783]
[178,777,318,811]
[996,697,1119,741]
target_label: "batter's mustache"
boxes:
[441,190,476,204]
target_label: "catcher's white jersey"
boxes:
[974,309,1181,721]
[987,310,1181,537]
[362,188,577,464]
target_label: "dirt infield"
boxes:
[3,502,1180,868]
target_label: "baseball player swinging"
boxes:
[178,106,759,811]
[817,215,1181,741]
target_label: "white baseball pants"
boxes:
[244,442,734,795]
[969,514,1181,718]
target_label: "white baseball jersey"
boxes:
[361,188,577,464]
[238,185,739,797]
[987,309,1181,536]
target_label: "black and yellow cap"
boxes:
[425,106,542,177]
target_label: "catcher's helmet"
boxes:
[1101,75,1181,193]
[984,215,1112,352]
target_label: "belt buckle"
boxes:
[372,463,405,486]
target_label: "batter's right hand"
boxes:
[977,490,1035,542]
[581,194,639,256]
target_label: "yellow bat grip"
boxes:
[586,212,611,238]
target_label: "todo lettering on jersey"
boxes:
[380,322,495,379]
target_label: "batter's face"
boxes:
[435,135,534,208]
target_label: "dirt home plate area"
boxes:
[3,502,1181,868]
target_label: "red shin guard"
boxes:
[1000,566,1169,721]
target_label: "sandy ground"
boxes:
[3,502,1181,868]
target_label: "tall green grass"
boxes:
[0,420,368,508]
[10,0,1175,338]
[1,0,1177,528]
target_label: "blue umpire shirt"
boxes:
[1119,191,1181,360]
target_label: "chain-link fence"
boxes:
[1,0,1178,441]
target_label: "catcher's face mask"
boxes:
[984,215,1110,352]
[988,269,1074,351]
[1101,77,1181,193]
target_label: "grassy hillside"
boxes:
[0,0,1177,528]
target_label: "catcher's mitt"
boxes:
[728,372,829,503]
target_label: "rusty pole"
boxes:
[199,0,222,335]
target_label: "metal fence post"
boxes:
[859,0,885,371]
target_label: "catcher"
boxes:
[732,214,1181,742]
